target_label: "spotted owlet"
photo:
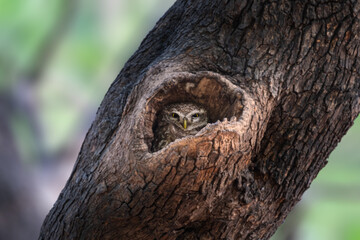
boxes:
[152,103,208,151]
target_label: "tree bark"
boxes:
[39,0,360,239]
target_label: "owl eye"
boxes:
[192,113,199,118]
[172,113,179,118]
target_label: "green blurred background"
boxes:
[0,0,359,239]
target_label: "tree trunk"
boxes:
[39,0,360,239]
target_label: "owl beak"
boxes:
[183,119,187,129]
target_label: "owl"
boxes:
[152,103,208,151]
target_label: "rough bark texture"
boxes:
[39,0,360,239]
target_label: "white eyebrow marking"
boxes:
[171,110,183,116]
[187,109,204,117]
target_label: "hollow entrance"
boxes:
[145,75,244,152]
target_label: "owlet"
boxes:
[152,103,208,151]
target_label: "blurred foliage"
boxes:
[1,0,176,159]
[0,0,359,239]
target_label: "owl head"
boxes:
[161,103,208,131]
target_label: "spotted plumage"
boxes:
[152,103,208,151]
